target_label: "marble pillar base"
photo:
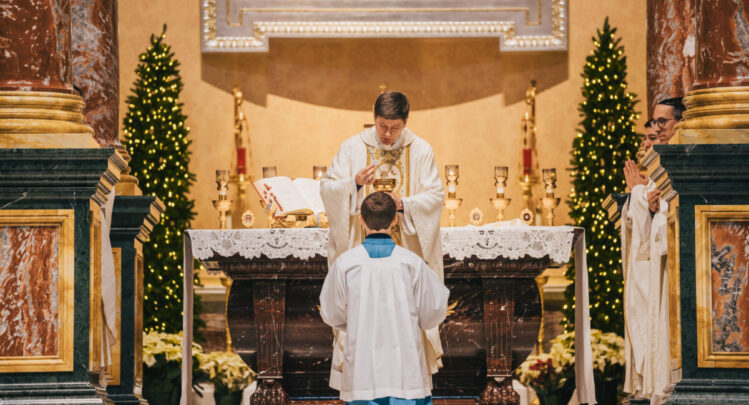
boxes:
[104,195,162,405]
[0,380,103,404]
[676,86,749,144]
[0,149,125,405]
[0,91,98,148]
[666,379,749,404]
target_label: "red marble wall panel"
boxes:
[0,0,74,92]
[0,226,60,357]
[693,0,749,89]
[647,0,696,115]
[710,220,749,353]
[72,0,120,147]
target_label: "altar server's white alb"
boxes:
[320,243,449,402]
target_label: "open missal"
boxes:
[253,177,325,217]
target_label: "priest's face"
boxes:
[374,116,406,146]
[653,104,681,144]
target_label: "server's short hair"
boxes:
[644,119,654,128]
[657,97,686,120]
[374,91,410,121]
[361,192,397,231]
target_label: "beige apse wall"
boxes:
[118,0,647,230]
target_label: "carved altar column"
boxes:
[676,0,749,144]
[0,0,98,148]
[647,0,696,114]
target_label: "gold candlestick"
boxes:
[540,168,560,226]
[535,274,549,353]
[220,276,233,352]
[444,165,462,227]
[261,166,280,228]
[313,165,327,180]
[213,170,233,229]
[490,166,511,222]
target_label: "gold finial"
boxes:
[379,84,388,94]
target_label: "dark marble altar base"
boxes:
[224,253,544,405]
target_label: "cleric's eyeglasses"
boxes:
[654,118,674,128]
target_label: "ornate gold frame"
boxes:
[202,0,567,52]
[695,204,749,368]
[107,247,122,386]
[0,209,75,372]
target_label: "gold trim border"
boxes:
[202,0,566,52]
[0,210,75,373]
[107,248,122,386]
[695,204,749,368]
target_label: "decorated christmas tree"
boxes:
[562,18,641,335]
[123,25,197,333]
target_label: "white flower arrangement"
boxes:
[516,329,625,391]
[143,331,204,368]
[197,351,256,394]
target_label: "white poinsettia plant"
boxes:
[589,328,625,380]
[143,331,204,368]
[516,331,575,392]
[197,351,256,394]
[516,329,625,392]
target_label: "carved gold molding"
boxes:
[0,91,98,148]
[676,86,749,144]
[202,0,567,52]
[107,248,122,386]
[0,210,75,373]
[695,205,749,368]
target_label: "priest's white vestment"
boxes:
[319,244,449,402]
[621,181,671,405]
[320,126,445,390]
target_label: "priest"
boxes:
[320,91,445,390]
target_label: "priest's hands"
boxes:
[624,159,647,191]
[355,164,376,186]
[386,192,404,211]
[647,189,661,214]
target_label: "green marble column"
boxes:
[105,196,163,404]
[0,148,125,404]
[656,144,749,404]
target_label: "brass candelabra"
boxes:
[444,165,462,227]
[540,169,560,226]
[213,170,233,229]
[490,166,511,222]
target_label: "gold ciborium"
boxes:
[490,166,511,222]
[540,168,561,226]
[444,165,462,227]
[212,170,233,229]
[373,178,396,192]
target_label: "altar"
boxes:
[181,226,594,405]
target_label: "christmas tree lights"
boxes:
[123,25,197,333]
[562,18,641,335]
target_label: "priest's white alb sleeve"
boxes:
[413,261,450,330]
[320,261,347,331]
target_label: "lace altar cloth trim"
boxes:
[187,226,575,263]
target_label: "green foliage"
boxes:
[123,25,197,333]
[562,18,641,335]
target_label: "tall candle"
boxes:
[522,148,532,175]
[236,147,246,174]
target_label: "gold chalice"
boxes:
[373,178,396,192]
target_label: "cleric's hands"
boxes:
[624,159,647,191]
[386,192,404,211]
[355,164,376,186]
[647,189,661,214]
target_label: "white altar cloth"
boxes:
[181,226,596,404]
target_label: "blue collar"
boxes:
[362,233,396,258]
